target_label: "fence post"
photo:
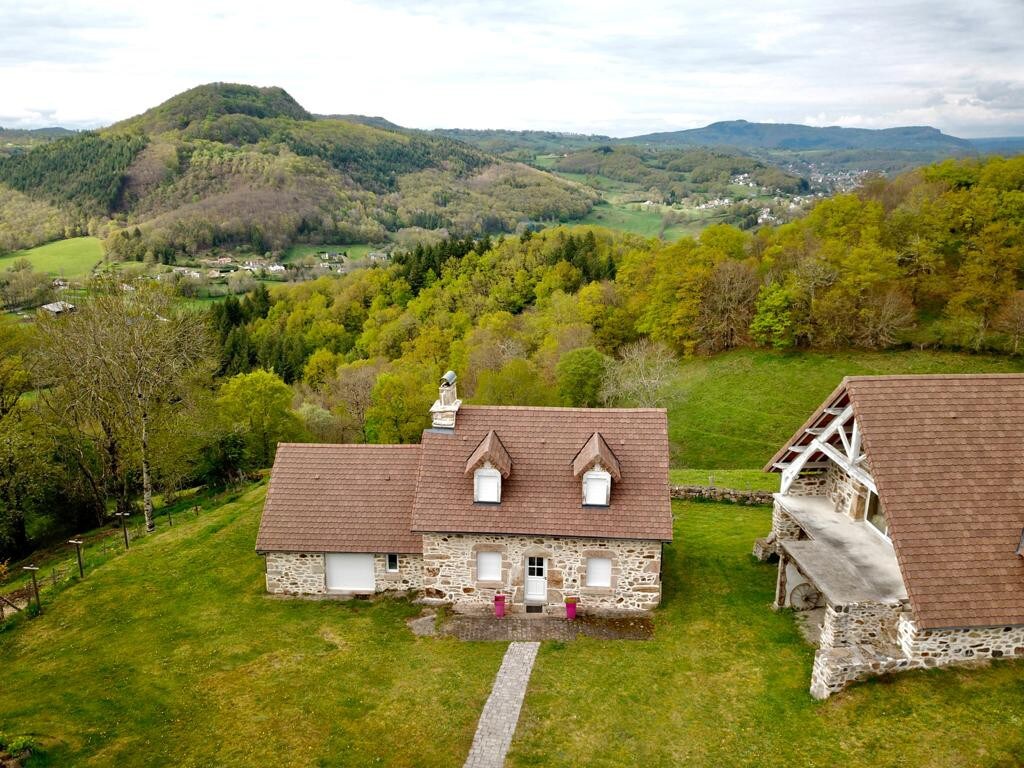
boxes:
[22,565,41,615]
[114,512,130,550]
[69,539,84,578]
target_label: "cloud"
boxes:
[0,0,1021,136]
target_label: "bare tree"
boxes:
[994,291,1024,354]
[695,260,760,353]
[326,359,385,442]
[34,278,212,531]
[600,339,680,408]
[856,288,916,349]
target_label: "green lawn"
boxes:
[668,348,1024,468]
[282,242,377,264]
[575,202,701,241]
[3,491,1021,766]
[668,468,777,491]
[509,501,1024,767]
[0,484,505,767]
[0,237,104,279]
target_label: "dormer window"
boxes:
[474,466,502,503]
[583,468,611,506]
[572,432,621,507]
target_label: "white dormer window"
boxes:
[582,468,611,506]
[474,466,502,503]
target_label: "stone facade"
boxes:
[819,601,905,649]
[264,552,424,595]
[898,616,1024,661]
[825,462,866,518]
[786,471,827,496]
[421,532,662,614]
[265,552,326,595]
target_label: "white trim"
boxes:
[780,405,877,494]
[583,468,611,506]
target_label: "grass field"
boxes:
[282,243,377,264]
[668,468,777,491]
[2,487,1021,767]
[0,237,104,279]
[667,348,1024,468]
[576,202,704,241]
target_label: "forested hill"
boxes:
[630,120,975,152]
[0,83,596,256]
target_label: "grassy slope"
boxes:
[281,242,376,264]
[0,237,103,278]
[0,484,504,767]
[669,349,1024,468]
[3,492,1021,766]
[510,501,1024,768]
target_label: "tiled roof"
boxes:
[572,431,622,481]
[412,406,671,540]
[773,374,1024,630]
[464,430,513,477]
[255,443,423,554]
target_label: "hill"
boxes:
[0,83,596,258]
[630,119,975,152]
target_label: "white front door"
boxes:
[525,556,547,603]
[325,553,375,592]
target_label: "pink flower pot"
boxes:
[494,594,506,618]
[565,600,577,620]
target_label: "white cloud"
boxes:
[0,0,1022,136]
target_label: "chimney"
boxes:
[430,370,461,429]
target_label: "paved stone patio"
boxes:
[464,641,539,768]
[409,610,654,641]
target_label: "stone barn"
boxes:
[755,374,1024,697]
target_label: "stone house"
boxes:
[256,373,672,615]
[755,374,1024,698]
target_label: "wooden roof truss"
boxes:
[774,394,877,495]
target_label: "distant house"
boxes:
[39,300,75,316]
[755,375,1024,698]
[256,373,672,615]
[266,264,287,273]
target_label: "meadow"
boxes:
[2,487,1020,767]
[666,348,1024,468]
[281,242,378,264]
[0,237,103,279]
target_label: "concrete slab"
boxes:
[777,494,907,604]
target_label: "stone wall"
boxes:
[898,615,1024,661]
[265,552,326,595]
[787,472,828,496]
[373,553,424,591]
[421,533,662,614]
[669,485,774,505]
[811,612,1024,698]
[819,601,905,649]
[826,462,865,519]
[264,552,424,595]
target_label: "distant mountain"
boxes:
[969,137,1024,155]
[628,120,975,153]
[0,83,596,256]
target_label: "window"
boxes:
[865,491,888,536]
[582,469,611,506]
[527,556,545,577]
[386,553,399,572]
[477,551,501,581]
[474,467,501,503]
[586,557,612,588]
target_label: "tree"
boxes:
[695,260,759,353]
[750,282,797,350]
[600,339,678,408]
[35,279,212,531]
[217,369,300,468]
[994,291,1024,354]
[326,358,384,442]
[364,368,435,444]
[473,359,557,407]
[555,347,609,407]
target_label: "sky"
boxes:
[2,0,1023,137]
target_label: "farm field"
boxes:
[282,242,377,264]
[667,348,1024,468]
[0,237,103,279]
[2,488,1021,766]
[576,201,706,240]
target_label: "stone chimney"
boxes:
[430,370,461,429]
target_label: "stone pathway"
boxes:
[409,610,653,641]
[463,641,539,768]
